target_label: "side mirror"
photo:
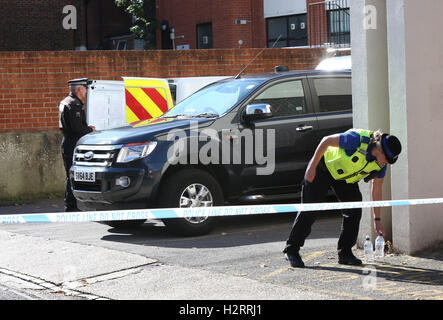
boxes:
[243,104,273,122]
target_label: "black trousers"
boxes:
[61,136,78,210]
[284,160,362,257]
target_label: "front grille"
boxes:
[73,181,102,192]
[73,145,122,167]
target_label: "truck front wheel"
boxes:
[158,168,224,236]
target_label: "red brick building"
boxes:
[156,0,266,49]
[0,0,82,51]
[157,0,350,49]
[0,0,349,51]
[0,0,134,51]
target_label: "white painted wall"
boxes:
[387,0,443,253]
[385,0,410,253]
[352,0,443,254]
[264,0,306,18]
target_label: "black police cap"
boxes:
[68,78,89,87]
[381,133,402,164]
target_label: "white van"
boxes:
[85,76,229,131]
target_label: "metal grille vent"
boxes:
[73,145,122,167]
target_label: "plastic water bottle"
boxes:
[375,232,385,259]
[364,235,374,262]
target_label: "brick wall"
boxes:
[0,48,343,133]
[0,0,84,51]
[156,0,266,49]
[85,0,133,50]
[0,0,133,51]
[306,0,328,47]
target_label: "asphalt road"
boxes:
[0,198,442,303]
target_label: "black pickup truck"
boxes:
[70,68,352,236]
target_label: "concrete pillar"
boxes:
[386,0,443,254]
[350,0,392,245]
[352,0,443,253]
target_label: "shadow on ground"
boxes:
[100,211,343,249]
[305,262,443,287]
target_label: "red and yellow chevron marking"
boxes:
[123,78,174,124]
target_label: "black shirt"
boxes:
[59,93,93,139]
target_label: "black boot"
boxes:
[285,251,305,268]
[64,206,80,212]
[338,251,362,266]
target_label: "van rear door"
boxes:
[86,78,175,130]
[86,80,126,131]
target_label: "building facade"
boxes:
[0,0,350,51]
[0,0,135,51]
[156,0,266,49]
[157,0,350,49]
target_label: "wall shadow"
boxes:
[305,262,443,287]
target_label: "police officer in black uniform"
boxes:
[59,78,95,212]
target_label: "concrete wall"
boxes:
[352,0,443,254]
[387,0,443,254]
[351,0,392,245]
[0,131,65,201]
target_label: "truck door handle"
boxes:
[296,125,313,132]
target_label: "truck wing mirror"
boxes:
[243,104,273,122]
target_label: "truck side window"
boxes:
[250,80,307,118]
[313,78,352,113]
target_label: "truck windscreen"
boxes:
[162,79,262,118]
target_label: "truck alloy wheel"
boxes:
[179,183,213,224]
[159,168,223,236]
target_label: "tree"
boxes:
[114,0,157,49]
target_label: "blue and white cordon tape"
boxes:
[1,197,443,224]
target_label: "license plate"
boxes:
[74,170,96,182]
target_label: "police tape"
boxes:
[1,197,443,225]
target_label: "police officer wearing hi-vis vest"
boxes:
[284,129,402,268]
[59,78,96,212]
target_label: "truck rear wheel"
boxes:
[158,168,224,236]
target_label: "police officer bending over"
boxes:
[283,129,402,268]
[59,78,96,212]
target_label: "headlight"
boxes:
[116,141,157,163]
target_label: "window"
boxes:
[266,14,308,48]
[251,80,307,118]
[327,8,350,45]
[267,17,287,48]
[117,40,126,50]
[313,78,352,113]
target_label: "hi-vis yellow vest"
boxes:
[324,129,384,184]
